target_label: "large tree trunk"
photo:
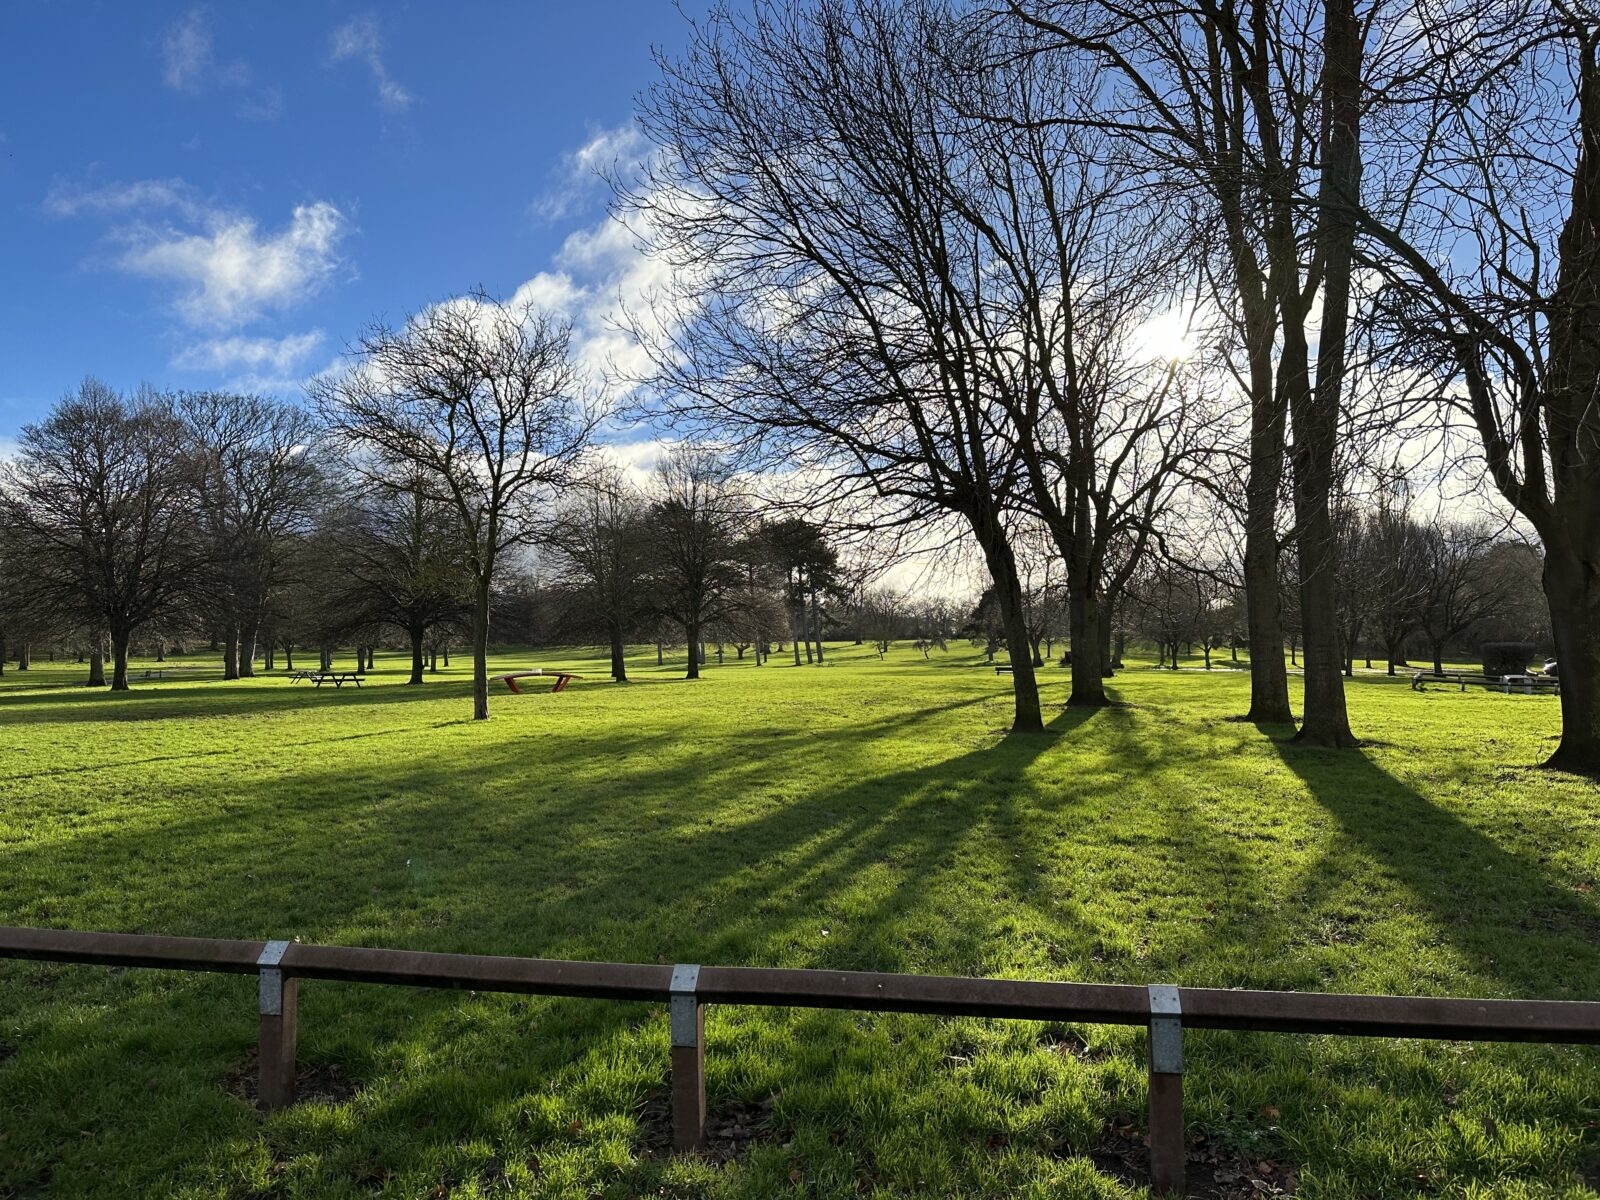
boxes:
[87,646,106,687]
[684,618,701,680]
[608,618,628,682]
[471,582,491,720]
[223,624,240,681]
[110,632,131,691]
[1243,523,1293,722]
[408,626,426,685]
[1535,44,1600,775]
[240,618,258,678]
[1067,581,1107,706]
[1288,0,1362,747]
[1543,546,1600,774]
[1294,510,1356,744]
[1240,288,1294,722]
[282,641,294,672]
[972,509,1044,733]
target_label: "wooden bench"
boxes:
[136,666,201,680]
[490,670,582,694]
[288,670,317,684]
[994,665,1013,675]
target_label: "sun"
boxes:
[1132,308,1196,363]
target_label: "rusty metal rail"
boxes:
[2,926,1597,1195]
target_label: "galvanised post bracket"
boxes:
[1146,983,1185,1195]
[258,940,290,1016]
[256,940,298,1111]
[669,964,705,1151]
[1147,984,1183,1075]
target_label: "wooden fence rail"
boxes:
[3,925,1598,1194]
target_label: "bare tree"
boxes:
[544,469,651,682]
[0,380,196,690]
[313,291,595,719]
[175,391,325,679]
[645,445,751,680]
[625,0,1046,731]
[763,518,840,666]
[939,33,1222,706]
[1009,0,1382,743]
[329,476,471,684]
[1416,519,1521,676]
[859,588,908,658]
[1350,2,1600,771]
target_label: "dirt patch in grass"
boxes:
[636,1092,785,1165]
[1081,1120,1298,1198]
[1036,1024,1112,1062]
[223,1047,360,1107]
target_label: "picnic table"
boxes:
[490,669,582,694]
[290,671,363,689]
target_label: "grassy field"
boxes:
[0,643,1596,1199]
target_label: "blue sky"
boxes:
[0,2,703,437]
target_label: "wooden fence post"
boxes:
[257,940,297,1110]
[1147,984,1185,1195]
[670,964,705,1151]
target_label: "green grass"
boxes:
[0,644,1596,1198]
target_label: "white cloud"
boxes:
[328,14,411,111]
[595,437,676,489]
[173,330,325,374]
[161,8,272,115]
[44,178,203,221]
[532,122,646,221]
[115,201,349,329]
[161,9,214,92]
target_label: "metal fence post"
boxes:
[1146,983,1185,1195]
[257,940,297,1111]
[669,963,705,1151]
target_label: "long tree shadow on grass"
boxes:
[0,698,1101,1196]
[1264,728,1600,999]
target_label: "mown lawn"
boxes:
[0,644,1596,1198]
